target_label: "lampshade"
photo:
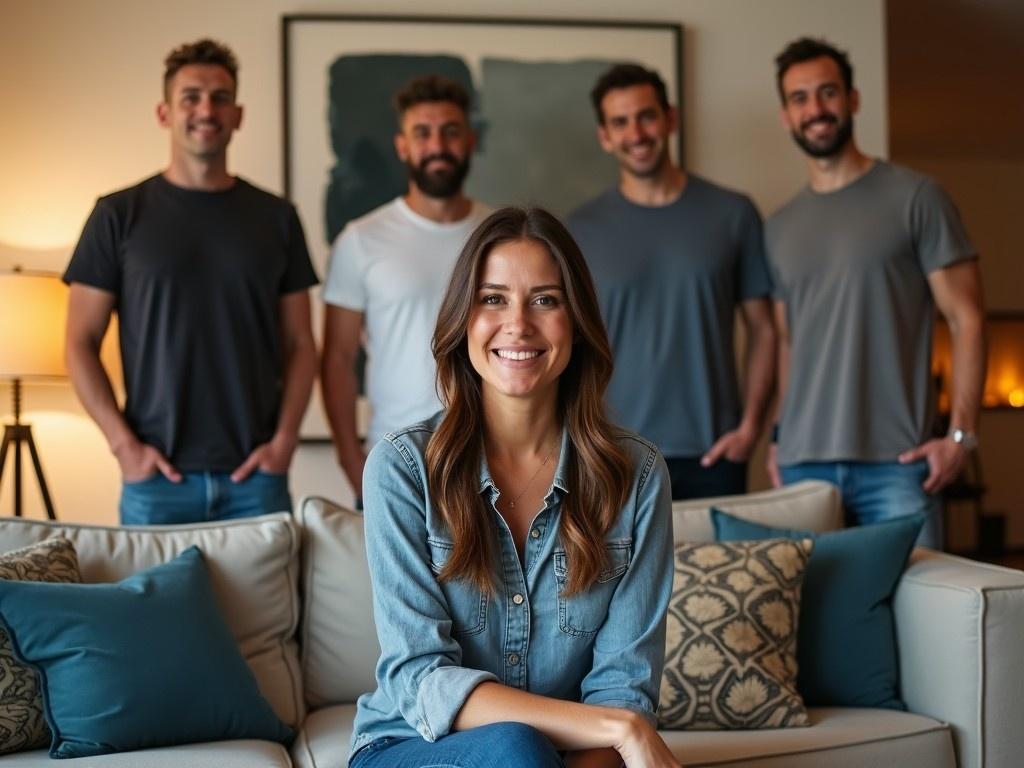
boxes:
[0,269,68,380]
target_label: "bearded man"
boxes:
[322,75,490,501]
[765,38,985,548]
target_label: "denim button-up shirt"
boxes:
[350,413,674,757]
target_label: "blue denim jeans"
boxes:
[780,460,942,549]
[665,456,747,500]
[350,722,565,768]
[119,470,292,525]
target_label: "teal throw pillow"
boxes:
[0,546,293,758]
[711,509,923,710]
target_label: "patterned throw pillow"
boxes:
[659,539,812,730]
[0,538,80,754]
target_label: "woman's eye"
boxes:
[533,294,558,307]
[480,294,503,305]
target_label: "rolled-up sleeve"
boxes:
[579,446,674,724]
[362,436,497,741]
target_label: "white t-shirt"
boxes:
[323,197,491,446]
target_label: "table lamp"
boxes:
[0,267,67,518]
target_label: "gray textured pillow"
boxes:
[0,538,80,754]
[659,539,812,730]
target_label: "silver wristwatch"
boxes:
[949,428,979,451]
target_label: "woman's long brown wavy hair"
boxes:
[426,207,632,596]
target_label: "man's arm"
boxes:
[898,260,985,493]
[321,304,367,498]
[65,283,180,482]
[765,300,790,488]
[701,297,776,466]
[231,289,317,481]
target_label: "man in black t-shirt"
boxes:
[64,39,318,524]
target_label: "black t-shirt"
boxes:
[64,174,318,472]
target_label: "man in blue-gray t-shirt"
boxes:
[766,38,985,548]
[568,64,776,500]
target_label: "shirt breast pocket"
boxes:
[553,539,632,637]
[427,537,488,637]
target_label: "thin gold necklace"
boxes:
[505,442,557,510]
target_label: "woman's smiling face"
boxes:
[467,237,574,405]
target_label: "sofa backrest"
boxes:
[296,495,378,708]
[296,480,841,706]
[0,513,305,728]
[672,480,842,542]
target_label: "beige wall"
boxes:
[0,0,887,523]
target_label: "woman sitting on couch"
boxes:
[349,207,679,768]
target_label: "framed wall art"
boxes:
[282,14,683,438]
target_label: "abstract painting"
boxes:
[283,14,683,438]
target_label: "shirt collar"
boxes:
[478,427,572,500]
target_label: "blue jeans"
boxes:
[665,456,747,500]
[350,723,565,768]
[119,470,292,525]
[780,460,943,549]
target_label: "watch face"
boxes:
[952,429,979,450]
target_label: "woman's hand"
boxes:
[614,710,682,768]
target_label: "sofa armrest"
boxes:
[893,548,1024,768]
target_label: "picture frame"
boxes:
[282,14,684,439]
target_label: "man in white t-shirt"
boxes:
[322,75,490,500]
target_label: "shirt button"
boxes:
[530,528,541,539]
[507,652,520,666]
[512,593,524,605]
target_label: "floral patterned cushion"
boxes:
[0,538,80,754]
[659,539,812,729]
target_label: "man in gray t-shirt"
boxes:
[568,64,776,500]
[767,38,985,548]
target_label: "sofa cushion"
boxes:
[0,740,292,767]
[712,510,922,709]
[296,497,378,707]
[0,547,293,758]
[291,704,357,768]
[659,707,954,767]
[0,539,80,755]
[673,481,841,543]
[660,540,812,729]
[292,705,953,768]
[0,514,304,728]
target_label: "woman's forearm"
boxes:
[453,681,637,752]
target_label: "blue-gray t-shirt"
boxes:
[568,177,772,457]
[766,161,977,464]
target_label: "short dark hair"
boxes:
[393,75,470,120]
[589,63,670,123]
[163,38,238,99]
[774,37,853,102]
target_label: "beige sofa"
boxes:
[0,480,1021,767]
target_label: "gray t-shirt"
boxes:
[568,176,771,457]
[766,161,976,464]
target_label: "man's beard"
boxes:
[791,113,854,159]
[408,153,471,198]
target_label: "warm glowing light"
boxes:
[933,315,1024,409]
